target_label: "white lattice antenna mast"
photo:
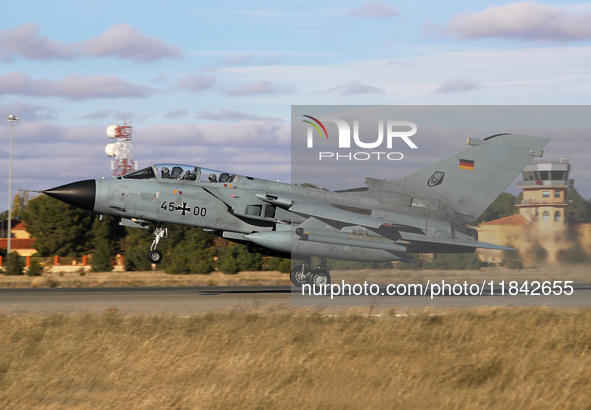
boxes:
[105,122,138,177]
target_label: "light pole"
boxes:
[6,114,19,257]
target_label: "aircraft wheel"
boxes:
[308,269,331,286]
[290,265,311,287]
[147,250,163,264]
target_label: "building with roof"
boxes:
[476,158,591,265]
[0,220,37,257]
[515,158,572,224]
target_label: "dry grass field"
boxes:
[0,308,590,409]
[0,269,291,288]
[1,265,590,289]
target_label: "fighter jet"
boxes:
[44,133,548,287]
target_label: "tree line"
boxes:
[8,194,290,274]
[474,188,591,224]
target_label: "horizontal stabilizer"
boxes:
[400,232,516,251]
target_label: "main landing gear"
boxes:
[147,224,168,264]
[290,258,331,287]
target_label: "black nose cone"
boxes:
[44,180,96,211]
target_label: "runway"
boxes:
[0,284,589,315]
[0,286,290,315]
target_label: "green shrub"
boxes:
[4,252,24,276]
[124,246,154,271]
[236,245,262,272]
[266,257,292,273]
[91,242,114,272]
[166,242,214,275]
[216,244,262,274]
[528,241,548,262]
[217,246,240,274]
[26,260,43,276]
[556,243,588,264]
[163,226,215,274]
[500,246,523,270]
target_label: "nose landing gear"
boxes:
[147,224,167,264]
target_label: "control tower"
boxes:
[515,158,573,223]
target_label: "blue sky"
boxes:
[1,1,591,210]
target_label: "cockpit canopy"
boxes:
[121,164,236,184]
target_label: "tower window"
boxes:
[554,191,560,199]
[542,211,550,221]
[551,171,565,180]
[543,191,550,198]
[554,211,561,222]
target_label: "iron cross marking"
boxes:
[177,202,191,216]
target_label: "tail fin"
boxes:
[369,134,550,224]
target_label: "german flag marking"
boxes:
[459,158,475,170]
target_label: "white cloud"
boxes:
[82,110,138,121]
[139,120,290,146]
[0,102,57,120]
[175,73,217,92]
[82,110,118,120]
[80,23,183,62]
[0,72,155,100]
[435,79,480,94]
[0,23,183,62]
[330,81,385,95]
[0,119,291,189]
[220,46,591,104]
[445,1,591,42]
[0,23,74,62]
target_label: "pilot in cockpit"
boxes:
[171,166,183,179]
[161,167,170,178]
[208,173,217,182]
[182,170,197,181]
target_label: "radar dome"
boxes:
[106,125,119,138]
[105,143,118,157]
